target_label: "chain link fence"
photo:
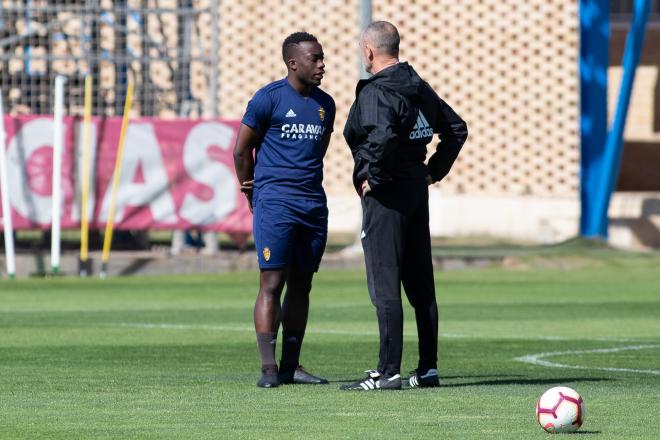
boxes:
[0,0,219,118]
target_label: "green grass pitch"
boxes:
[1,254,659,439]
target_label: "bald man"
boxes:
[341,21,468,391]
[234,32,335,388]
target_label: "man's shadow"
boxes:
[438,376,613,388]
[330,375,613,387]
[610,197,660,247]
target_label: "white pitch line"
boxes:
[112,323,652,344]
[515,345,660,376]
[113,322,452,337]
[118,323,254,332]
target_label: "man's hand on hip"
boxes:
[359,180,372,197]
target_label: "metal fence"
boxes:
[0,0,219,118]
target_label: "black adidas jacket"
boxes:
[343,62,468,192]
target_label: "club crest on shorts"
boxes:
[318,106,325,121]
[262,247,271,261]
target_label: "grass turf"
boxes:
[0,254,659,439]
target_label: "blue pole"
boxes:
[579,0,609,237]
[592,0,651,237]
[359,0,372,80]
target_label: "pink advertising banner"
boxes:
[0,116,252,233]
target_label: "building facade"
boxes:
[2,0,658,247]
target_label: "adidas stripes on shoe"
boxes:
[408,368,440,388]
[340,370,402,391]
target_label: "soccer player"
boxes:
[341,22,468,390]
[233,32,335,388]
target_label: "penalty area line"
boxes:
[112,322,465,338]
[110,323,652,344]
[514,345,660,376]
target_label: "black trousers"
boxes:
[361,179,438,376]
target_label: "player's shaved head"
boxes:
[282,32,318,62]
[361,21,399,57]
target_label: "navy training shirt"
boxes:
[242,78,335,202]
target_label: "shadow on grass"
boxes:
[440,374,526,380]
[440,377,613,387]
[329,374,608,386]
[329,379,374,384]
[328,374,527,384]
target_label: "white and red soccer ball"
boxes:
[536,386,585,433]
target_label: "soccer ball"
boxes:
[536,386,585,433]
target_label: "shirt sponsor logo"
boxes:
[409,111,434,140]
[285,109,297,118]
[280,123,326,140]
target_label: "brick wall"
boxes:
[218,0,581,198]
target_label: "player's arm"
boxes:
[321,98,336,157]
[426,96,468,184]
[321,132,332,156]
[233,123,261,212]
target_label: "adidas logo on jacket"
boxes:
[409,111,434,140]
